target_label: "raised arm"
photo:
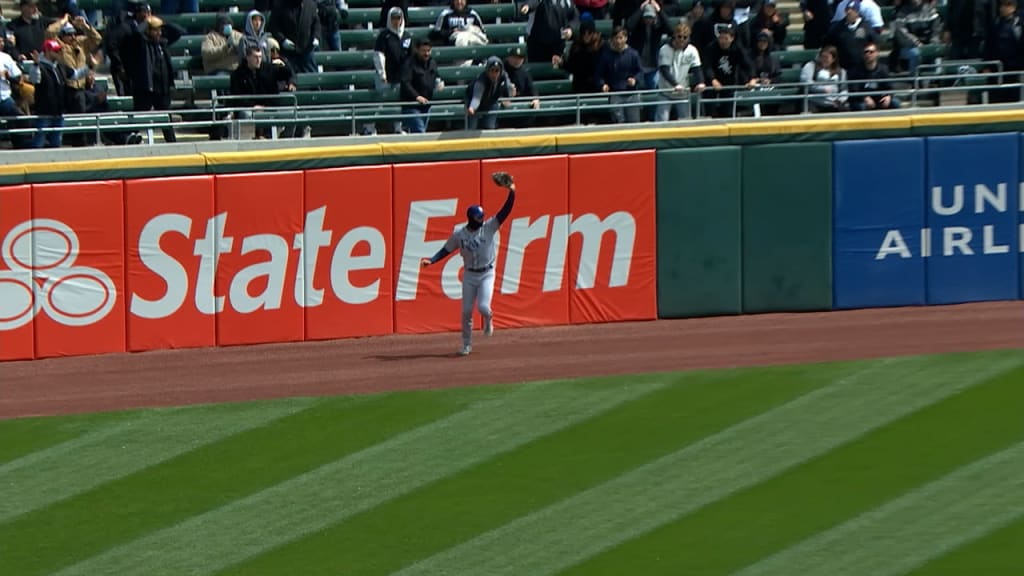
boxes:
[494,177,516,225]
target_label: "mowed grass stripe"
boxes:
[732,439,1024,576]
[213,363,842,576]
[393,351,1021,576]
[905,514,1024,575]
[560,359,1024,575]
[52,375,669,576]
[0,399,316,523]
[2,391,467,576]
[0,410,134,466]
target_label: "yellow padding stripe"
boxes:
[554,125,730,146]
[203,144,385,166]
[22,154,207,175]
[909,109,1024,127]
[726,115,913,136]
[378,134,558,156]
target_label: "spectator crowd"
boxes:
[1,0,1023,146]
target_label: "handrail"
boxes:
[3,65,1022,144]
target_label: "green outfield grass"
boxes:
[2,349,1022,576]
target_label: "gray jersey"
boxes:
[444,217,500,270]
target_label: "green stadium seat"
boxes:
[776,49,817,68]
[315,50,376,69]
[171,54,202,72]
[525,63,570,80]
[339,28,383,49]
[778,67,802,84]
[294,89,376,106]
[432,43,522,63]
[169,35,205,56]
[534,79,572,96]
[162,11,248,34]
[295,70,378,89]
[439,64,481,83]
[192,75,231,92]
[785,29,804,47]
[106,96,135,111]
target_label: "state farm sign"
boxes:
[0,152,657,360]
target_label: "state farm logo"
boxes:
[0,219,116,331]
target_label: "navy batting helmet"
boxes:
[466,205,485,220]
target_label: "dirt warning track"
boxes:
[2,301,1021,419]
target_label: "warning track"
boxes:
[1,301,1021,419]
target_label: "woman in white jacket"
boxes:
[799,45,848,112]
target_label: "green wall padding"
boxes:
[655,147,743,318]
[741,142,833,313]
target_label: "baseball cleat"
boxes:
[458,345,472,356]
[483,318,493,336]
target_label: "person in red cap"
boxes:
[28,38,74,148]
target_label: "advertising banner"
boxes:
[124,176,217,352]
[393,160,482,334]
[481,155,571,329]
[2,150,663,361]
[214,171,306,346]
[926,133,1020,304]
[833,138,926,309]
[30,181,126,358]
[303,166,395,340]
[0,185,35,361]
[567,151,658,323]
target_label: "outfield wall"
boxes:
[2,112,1023,361]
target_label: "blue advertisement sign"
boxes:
[926,133,1020,304]
[833,138,926,309]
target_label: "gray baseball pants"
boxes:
[462,268,495,347]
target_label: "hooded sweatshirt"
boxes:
[239,10,272,63]
[466,56,512,112]
[374,7,412,84]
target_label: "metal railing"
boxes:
[3,62,1023,146]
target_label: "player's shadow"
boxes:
[366,352,463,361]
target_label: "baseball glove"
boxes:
[491,171,514,188]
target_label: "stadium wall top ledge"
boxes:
[2,106,1024,185]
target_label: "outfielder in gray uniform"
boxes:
[421,171,516,356]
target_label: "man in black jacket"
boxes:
[8,0,54,61]
[505,45,540,127]
[983,0,1024,102]
[400,37,443,133]
[701,22,754,117]
[122,15,184,143]
[943,0,997,59]
[231,44,297,138]
[269,0,321,73]
[28,38,73,148]
[848,40,900,110]
[521,0,580,65]
[825,1,880,71]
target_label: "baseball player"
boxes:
[420,171,516,356]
